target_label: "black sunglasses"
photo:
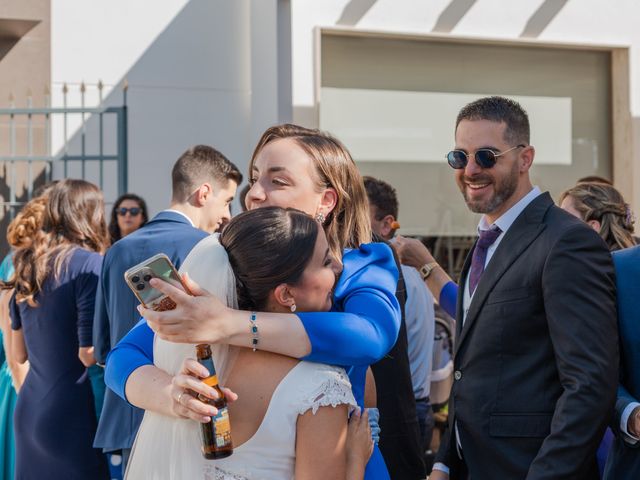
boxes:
[446,144,526,169]
[117,207,141,216]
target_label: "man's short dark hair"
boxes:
[172,145,242,202]
[456,96,530,145]
[363,176,398,220]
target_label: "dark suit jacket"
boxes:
[435,192,618,480]
[604,245,640,479]
[92,211,208,452]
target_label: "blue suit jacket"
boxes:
[605,245,640,479]
[92,211,208,451]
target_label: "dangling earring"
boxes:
[290,304,297,313]
[314,212,325,224]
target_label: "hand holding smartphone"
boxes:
[124,253,190,311]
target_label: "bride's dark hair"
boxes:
[220,207,319,310]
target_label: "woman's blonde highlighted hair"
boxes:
[560,181,636,251]
[250,124,372,262]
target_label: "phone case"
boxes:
[124,253,186,311]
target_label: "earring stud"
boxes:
[315,212,325,224]
[290,304,297,313]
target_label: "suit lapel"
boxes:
[455,193,553,353]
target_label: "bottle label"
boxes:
[202,375,219,387]
[198,356,217,377]
[212,407,232,447]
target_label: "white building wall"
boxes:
[291,0,640,117]
[51,0,290,213]
[50,0,640,214]
[291,0,640,223]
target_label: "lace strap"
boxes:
[296,364,357,416]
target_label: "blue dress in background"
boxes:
[0,252,17,480]
[10,248,109,479]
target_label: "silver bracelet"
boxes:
[250,312,259,351]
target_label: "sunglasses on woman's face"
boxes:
[446,144,526,169]
[117,207,141,216]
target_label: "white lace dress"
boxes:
[207,360,356,480]
[125,338,356,480]
[125,235,357,479]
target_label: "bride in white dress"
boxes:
[125,207,369,479]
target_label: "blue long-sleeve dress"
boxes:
[105,242,401,479]
[10,248,109,479]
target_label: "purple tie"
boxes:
[468,226,502,295]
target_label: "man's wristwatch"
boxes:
[419,262,440,281]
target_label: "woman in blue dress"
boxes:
[8,179,110,479]
[106,124,401,479]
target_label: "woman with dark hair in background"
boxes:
[109,193,148,244]
[7,179,110,478]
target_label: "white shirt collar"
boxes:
[478,186,542,234]
[162,209,195,227]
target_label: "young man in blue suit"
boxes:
[92,145,241,475]
[605,244,640,479]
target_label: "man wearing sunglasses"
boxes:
[430,96,618,480]
[92,145,241,476]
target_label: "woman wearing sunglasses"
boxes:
[109,194,149,244]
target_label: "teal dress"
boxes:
[0,253,17,479]
[0,331,17,480]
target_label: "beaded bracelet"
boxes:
[250,312,259,351]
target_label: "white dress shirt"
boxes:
[402,265,435,399]
[163,209,195,227]
[621,402,640,444]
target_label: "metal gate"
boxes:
[0,82,128,218]
[0,82,128,254]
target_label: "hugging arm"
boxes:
[296,243,401,366]
[393,236,458,318]
[107,244,400,405]
[104,318,154,401]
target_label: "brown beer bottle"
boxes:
[196,344,233,459]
